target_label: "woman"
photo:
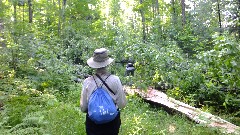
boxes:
[80,48,127,135]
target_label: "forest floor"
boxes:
[0,82,230,135]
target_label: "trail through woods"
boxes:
[124,86,240,134]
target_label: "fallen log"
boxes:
[124,86,240,134]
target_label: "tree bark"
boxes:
[62,0,66,24]
[217,0,222,34]
[14,4,17,22]
[23,4,25,22]
[152,0,160,17]
[171,0,177,24]
[181,0,186,27]
[58,0,61,36]
[238,0,240,39]
[155,0,160,16]
[139,0,146,42]
[28,0,33,23]
[152,0,155,18]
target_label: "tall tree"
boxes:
[237,0,240,39]
[171,0,177,25]
[217,0,222,34]
[181,0,185,27]
[58,0,61,36]
[139,0,147,42]
[226,0,240,39]
[110,0,121,26]
[62,0,67,25]
[28,0,33,23]
[13,2,17,22]
[152,0,160,18]
[155,0,160,16]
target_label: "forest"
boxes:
[0,0,239,134]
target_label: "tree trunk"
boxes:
[62,0,66,25]
[156,0,160,16]
[171,0,177,24]
[217,0,222,34]
[193,1,196,11]
[0,19,6,48]
[152,0,155,18]
[238,0,240,39]
[152,0,160,17]
[140,0,146,42]
[23,5,25,22]
[181,0,186,27]
[14,4,17,22]
[28,0,33,23]
[58,0,61,36]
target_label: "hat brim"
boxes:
[87,58,114,68]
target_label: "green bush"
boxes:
[120,33,239,116]
[196,33,240,114]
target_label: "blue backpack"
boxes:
[88,74,118,124]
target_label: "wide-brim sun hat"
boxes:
[87,48,114,69]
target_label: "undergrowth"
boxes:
[0,77,227,135]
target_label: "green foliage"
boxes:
[121,32,240,117]
[8,111,47,134]
[0,0,239,134]
[0,61,225,134]
[0,76,57,134]
[165,33,240,116]
[196,33,240,113]
[61,27,105,65]
[0,84,223,135]
[125,41,187,89]
[44,104,85,135]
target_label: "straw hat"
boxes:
[87,48,114,68]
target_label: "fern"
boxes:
[9,111,48,134]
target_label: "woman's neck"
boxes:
[96,67,108,75]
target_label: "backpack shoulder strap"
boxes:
[92,75,99,87]
[95,74,115,95]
